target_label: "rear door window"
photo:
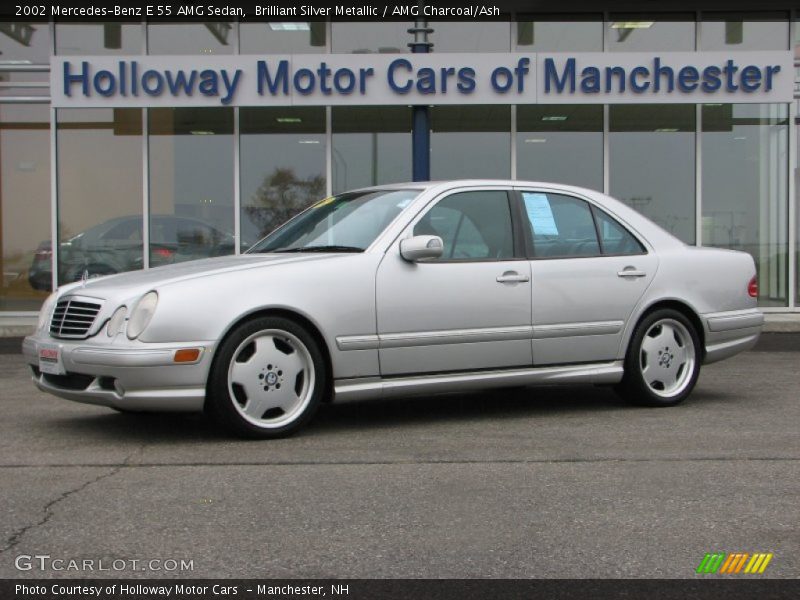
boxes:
[521,192,600,258]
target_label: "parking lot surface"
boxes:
[0,339,798,578]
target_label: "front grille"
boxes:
[49,298,102,339]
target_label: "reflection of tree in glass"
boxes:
[245,168,325,240]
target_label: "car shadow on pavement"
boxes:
[310,385,627,432]
[38,384,730,443]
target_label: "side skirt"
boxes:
[334,361,624,402]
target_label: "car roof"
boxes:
[349,179,601,197]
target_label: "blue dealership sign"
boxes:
[52,51,794,107]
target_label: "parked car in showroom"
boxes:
[28,215,244,291]
[23,180,764,438]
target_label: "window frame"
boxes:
[407,188,526,263]
[590,205,648,258]
[512,189,648,260]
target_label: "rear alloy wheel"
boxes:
[618,309,701,407]
[207,317,326,438]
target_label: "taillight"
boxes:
[153,247,174,259]
[747,275,758,298]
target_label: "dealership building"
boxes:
[2,11,800,332]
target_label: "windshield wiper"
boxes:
[272,245,364,253]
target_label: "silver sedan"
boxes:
[23,181,764,438]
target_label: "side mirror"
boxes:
[399,235,444,262]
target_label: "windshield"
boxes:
[249,189,421,254]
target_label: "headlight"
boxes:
[106,306,128,338]
[126,291,158,340]
[37,293,58,331]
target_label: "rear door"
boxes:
[517,189,658,365]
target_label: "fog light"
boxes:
[174,348,201,363]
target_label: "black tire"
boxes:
[206,316,327,439]
[617,308,701,407]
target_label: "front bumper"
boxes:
[701,308,764,364]
[23,333,215,412]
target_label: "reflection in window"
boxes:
[523,192,600,258]
[254,189,420,253]
[147,23,234,54]
[702,104,788,307]
[57,109,143,286]
[607,14,695,51]
[700,13,789,51]
[414,191,513,260]
[0,21,49,63]
[56,22,143,55]
[610,104,695,244]
[795,16,800,60]
[515,16,603,51]
[429,22,511,52]
[332,106,411,194]
[0,20,50,97]
[240,107,326,246]
[331,22,408,53]
[593,208,645,256]
[516,105,603,191]
[0,105,50,309]
[431,106,510,180]
[241,22,326,53]
[148,108,235,265]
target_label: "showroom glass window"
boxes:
[606,14,695,52]
[331,106,412,194]
[514,15,603,52]
[0,20,50,99]
[147,22,235,54]
[609,105,695,244]
[148,108,235,265]
[516,105,603,191]
[700,12,789,51]
[429,22,511,52]
[431,106,511,180]
[56,109,143,286]
[331,22,409,53]
[702,103,789,307]
[796,15,800,60]
[241,22,326,53]
[55,22,143,54]
[0,105,50,309]
[240,107,326,246]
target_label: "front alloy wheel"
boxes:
[618,309,701,407]
[207,317,327,438]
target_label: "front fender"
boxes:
[139,254,383,379]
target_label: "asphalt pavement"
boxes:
[0,339,798,579]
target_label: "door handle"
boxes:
[496,271,530,283]
[617,267,647,278]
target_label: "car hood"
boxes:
[58,253,347,302]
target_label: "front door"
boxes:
[376,188,532,376]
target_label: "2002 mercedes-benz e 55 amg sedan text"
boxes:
[24,180,764,438]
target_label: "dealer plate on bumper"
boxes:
[38,344,66,375]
